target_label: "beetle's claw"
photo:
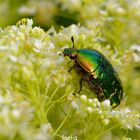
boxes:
[68,60,72,64]
[72,92,79,97]
[68,67,73,72]
[58,52,63,56]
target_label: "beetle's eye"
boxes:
[73,53,77,57]
[69,53,77,59]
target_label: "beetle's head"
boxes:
[63,36,78,59]
[63,48,78,59]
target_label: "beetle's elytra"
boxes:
[63,37,123,107]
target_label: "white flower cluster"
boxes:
[0,18,139,139]
[130,44,140,63]
[0,91,53,140]
[69,94,140,130]
[0,92,31,138]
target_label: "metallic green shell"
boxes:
[63,48,123,107]
[77,49,123,107]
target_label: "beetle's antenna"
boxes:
[71,36,74,48]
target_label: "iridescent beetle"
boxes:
[63,37,123,107]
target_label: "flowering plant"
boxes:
[0,18,139,140]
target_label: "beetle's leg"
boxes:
[88,80,105,101]
[68,63,78,72]
[77,74,87,93]
[68,60,72,64]
[68,66,75,72]
[77,77,83,93]
[110,45,118,58]
[71,36,75,48]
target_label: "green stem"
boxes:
[94,124,120,140]
[53,111,71,137]
[46,90,69,115]
[47,85,60,106]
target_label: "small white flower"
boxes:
[87,107,93,113]
[22,67,32,79]
[18,6,36,15]
[116,7,125,14]
[0,45,7,50]
[88,99,93,106]
[47,27,56,35]
[71,25,80,35]
[9,55,17,62]
[34,39,42,49]
[33,48,41,53]
[26,19,33,27]
[92,98,99,104]
[0,96,4,104]
[80,95,87,104]
[67,94,75,102]
[131,44,140,52]
[55,56,64,64]
[45,60,51,66]
[101,100,111,109]
[2,107,9,116]
[132,53,140,62]
[41,123,52,133]
[111,110,120,119]
[47,42,55,50]
[71,101,77,109]
[102,119,110,126]
[12,109,20,118]
[17,31,25,41]
[124,108,131,114]
[11,26,18,32]
[135,124,140,129]
[91,102,97,108]
[97,110,102,115]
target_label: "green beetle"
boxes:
[63,37,123,107]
